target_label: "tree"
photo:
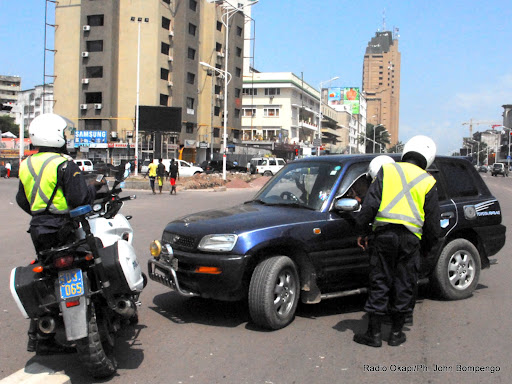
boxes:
[360,123,391,153]
[388,141,405,153]
[0,115,22,137]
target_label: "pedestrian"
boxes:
[147,159,158,194]
[16,113,102,354]
[169,158,179,195]
[156,158,166,194]
[353,135,440,347]
[5,161,11,178]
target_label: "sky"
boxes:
[1,0,511,155]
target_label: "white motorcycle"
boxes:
[10,163,146,378]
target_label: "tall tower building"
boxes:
[53,0,249,164]
[362,29,401,147]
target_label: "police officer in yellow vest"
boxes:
[354,135,440,347]
[16,113,99,354]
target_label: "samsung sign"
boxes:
[74,130,108,148]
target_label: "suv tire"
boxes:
[431,239,481,300]
[248,256,299,330]
[263,170,273,177]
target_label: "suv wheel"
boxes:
[263,170,273,177]
[431,239,481,300]
[248,256,300,330]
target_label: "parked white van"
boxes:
[74,159,94,172]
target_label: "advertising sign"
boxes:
[327,87,342,106]
[74,130,107,145]
[343,87,360,114]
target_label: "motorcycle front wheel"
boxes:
[76,304,117,378]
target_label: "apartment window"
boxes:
[233,130,240,139]
[162,17,171,30]
[214,127,220,137]
[86,40,103,52]
[235,88,241,98]
[186,97,194,109]
[243,108,256,117]
[188,47,196,60]
[216,42,223,52]
[236,26,242,36]
[236,47,242,57]
[161,68,169,81]
[187,72,195,84]
[264,108,280,117]
[85,92,102,103]
[215,64,222,71]
[85,66,103,78]
[87,15,104,26]
[234,109,240,118]
[160,94,168,106]
[264,88,280,96]
[162,0,170,4]
[84,120,102,130]
[189,0,197,11]
[188,23,197,36]
[243,88,258,96]
[235,67,241,77]
[214,106,220,116]
[214,85,221,95]
[161,42,170,55]
[186,123,194,133]
[217,21,222,31]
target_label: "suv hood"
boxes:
[164,202,323,236]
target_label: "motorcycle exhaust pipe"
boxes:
[38,316,56,334]
[115,299,135,318]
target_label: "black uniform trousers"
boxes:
[364,225,420,315]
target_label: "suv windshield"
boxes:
[252,161,342,210]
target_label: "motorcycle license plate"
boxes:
[58,269,84,300]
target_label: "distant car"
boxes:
[200,160,247,174]
[248,157,286,176]
[152,159,203,177]
[491,162,509,177]
[93,162,118,177]
[74,159,94,172]
[140,159,152,175]
[477,165,488,173]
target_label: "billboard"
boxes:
[139,106,182,133]
[343,87,360,114]
[327,87,342,106]
[74,130,107,147]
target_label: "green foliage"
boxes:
[0,115,22,137]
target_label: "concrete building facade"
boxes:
[53,0,250,164]
[362,30,401,147]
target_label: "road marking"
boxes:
[0,363,70,384]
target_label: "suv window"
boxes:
[439,160,478,198]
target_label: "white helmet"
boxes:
[401,135,437,169]
[368,155,395,179]
[29,113,75,148]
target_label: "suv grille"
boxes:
[162,231,197,250]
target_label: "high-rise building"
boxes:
[53,0,251,164]
[0,75,21,117]
[362,29,401,147]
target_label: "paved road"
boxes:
[0,173,511,384]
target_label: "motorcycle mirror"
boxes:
[115,163,131,182]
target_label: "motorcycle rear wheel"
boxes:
[76,304,117,378]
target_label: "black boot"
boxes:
[353,314,382,347]
[388,313,407,346]
[27,319,38,352]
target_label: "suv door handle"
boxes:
[441,212,455,219]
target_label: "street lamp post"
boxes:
[200,62,232,178]
[317,76,339,156]
[373,124,384,153]
[130,16,149,176]
[208,0,258,180]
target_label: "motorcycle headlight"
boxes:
[198,234,238,252]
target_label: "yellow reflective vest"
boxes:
[373,162,436,239]
[19,152,69,215]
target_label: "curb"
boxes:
[0,363,70,384]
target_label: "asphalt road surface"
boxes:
[0,172,510,384]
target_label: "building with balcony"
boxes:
[53,0,252,164]
[0,75,21,117]
[15,84,54,129]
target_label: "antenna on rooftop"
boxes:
[382,9,386,31]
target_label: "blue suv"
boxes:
[148,154,506,330]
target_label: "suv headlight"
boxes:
[198,234,238,252]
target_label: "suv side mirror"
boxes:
[333,197,360,212]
